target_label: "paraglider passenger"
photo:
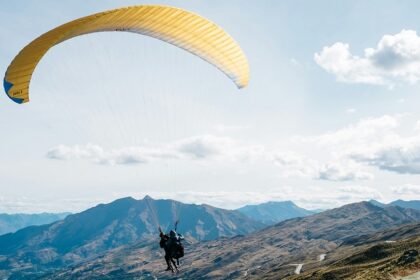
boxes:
[159,230,172,271]
[159,227,185,272]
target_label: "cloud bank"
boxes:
[307,114,420,175]
[0,186,385,213]
[47,135,265,165]
[315,29,420,87]
[48,115,420,180]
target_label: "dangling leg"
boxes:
[165,254,173,272]
[171,258,179,272]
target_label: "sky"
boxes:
[1,0,420,213]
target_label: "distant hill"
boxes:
[390,200,420,211]
[0,196,262,277]
[237,200,315,224]
[38,201,420,279]
[0,212,69,235]
[369,199,420,211]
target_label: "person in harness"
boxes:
[159,229,173,271]
[159,222,184,272]
[167,229,184,263]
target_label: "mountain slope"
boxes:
[369,199,420,211]
[0,212,69,235]
[289,225,420,280]
[40,202,420,279]
[0,196,262,276]
[237,201,315,224]
[390,200,420,211]
[369,199,387,208]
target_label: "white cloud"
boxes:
[289,185,382,210]
[48,114,420,180]
[0,187,381,213]
[306,114,420,175]
[346,108,357,114]
[350,137,420,174]
[315,29,420,87]
[0,182,392,213]
[47,143,175,165]
[48,138,375,182]
[317,161,374,181]
[312,115,400,155]
[0,195,106,213]
[175,135,235,159]
[392,184,420,195]
[272,151,319,178]
[338,185,382,200]
[47,115,420,178]
[273,152,373,181]
[169,187,382,210]
[47,135,265,165]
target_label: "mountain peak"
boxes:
[320,201,378,217]
[368,199,386,207]
[143,195,154,200]
[115,196,136,201]
[110,196,137,205]
[342,201,381,210]
[266,200,295,205]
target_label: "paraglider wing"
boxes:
[3,5,250,104]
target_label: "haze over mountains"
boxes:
[0,213,69,235]
[237,201,316,225]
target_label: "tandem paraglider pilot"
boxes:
[159,223,184,273]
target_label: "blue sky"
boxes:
[1,0,420,212]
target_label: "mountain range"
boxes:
[370,199,420,210]
[0,212,69,235]
[237,200,316,225]
[0,196,262,278]
[10,201,419,280]
[1,197,419,279]
[1,199,417,237]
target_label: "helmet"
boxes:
[169,230,176,238]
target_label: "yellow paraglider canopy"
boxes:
[3,5,249,104]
